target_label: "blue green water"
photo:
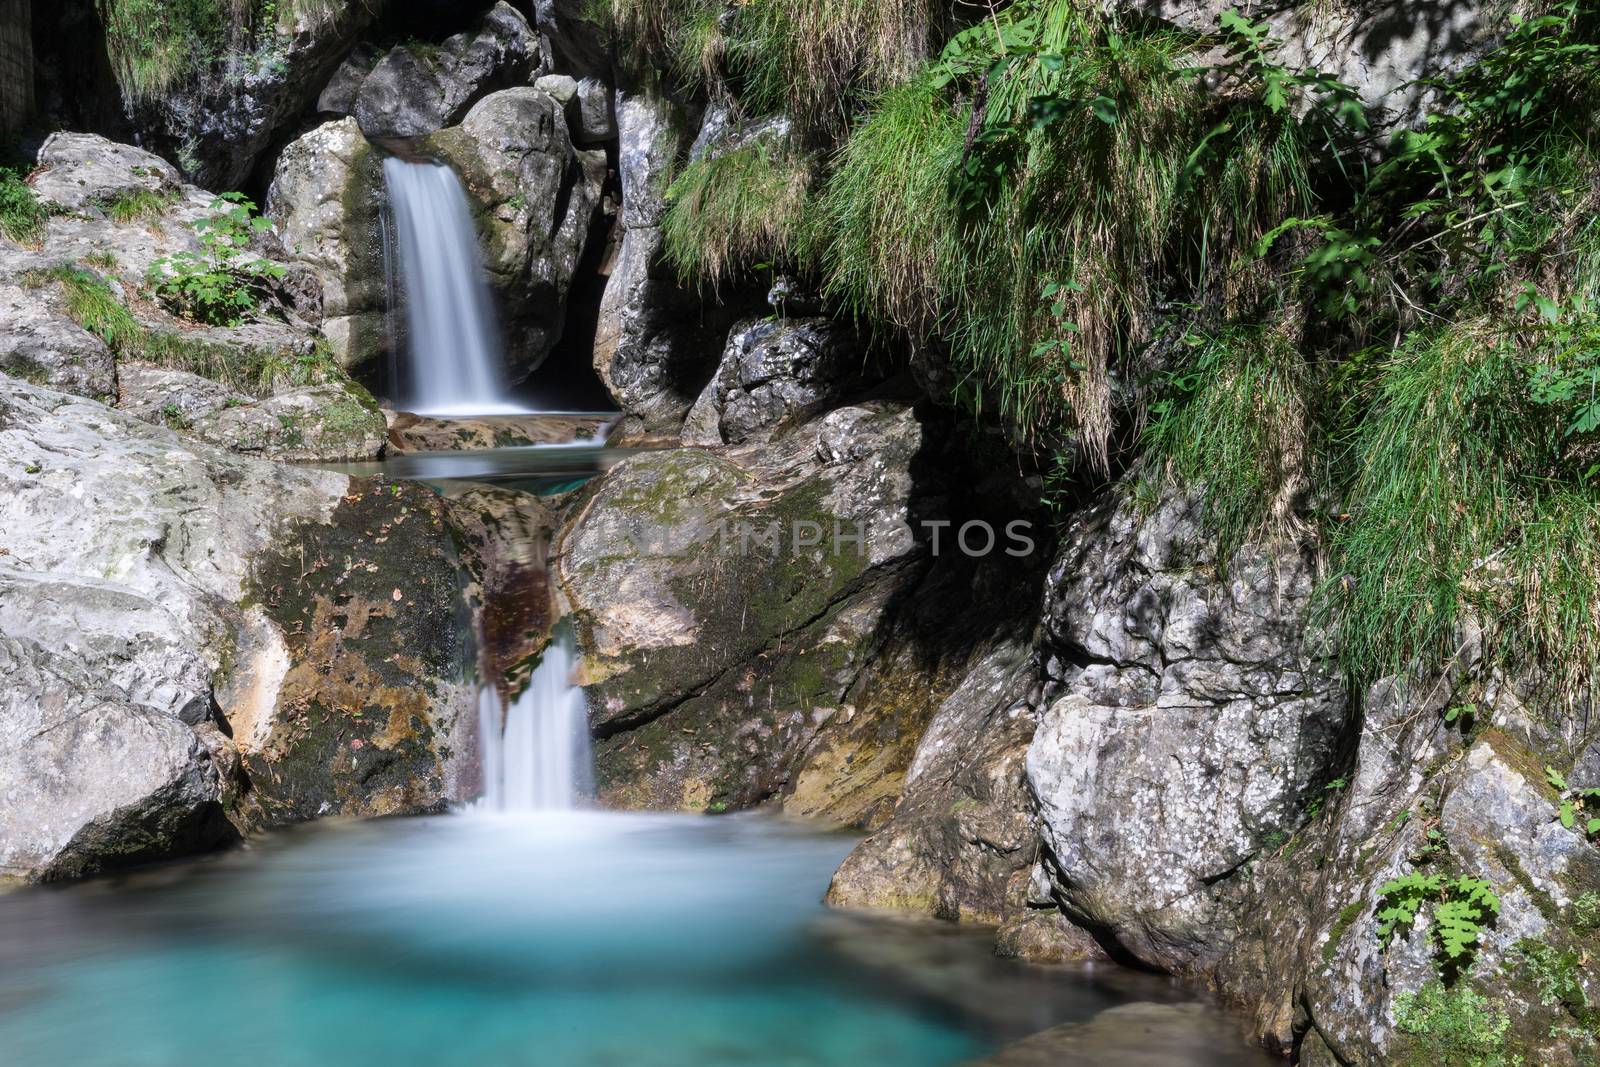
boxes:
[0,813,1244,1067]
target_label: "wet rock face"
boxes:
[226,482,476,831]
[556,403,929,811]
[0,376,474,880]
[353,2,539,140]
[682,318,878,446]
[1026,489,1349,973]
[427,87,604,381]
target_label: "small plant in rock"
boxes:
[1545,766,1600,837]
[0,166,48,245]
[146,192,286,326]
[1377,871,1502,970]
[1393,981,1511,1067]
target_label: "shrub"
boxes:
[147,192,286,327]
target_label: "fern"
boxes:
[1377,872,1501,969]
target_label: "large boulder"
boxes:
[1026,488,1349,973]
[683,317,877,445]
[120,3,382,191]
[555,403,933,810]
[0,376,474,881]
[427,87,604,381]
[266,118,386,377]
[353,2,539,140]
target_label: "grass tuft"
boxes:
[0,167,48,245]
[661,138,812,287]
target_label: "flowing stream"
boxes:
[382,157,527,417]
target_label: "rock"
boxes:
[535,72,580,110]
[1133,0,1498,124]
[385,410,612,453]
[682,317,876,445]
[354,2,539,140]
[444,486,560,696]
[574,78,614,144]
[31,132,183,212]
[266,117,385,377]
[117,362,242,425]
[533,0,612,79]
[0,625,230,882]
[194,383,386,461]
[1274,677,1600,1067]
[824,638,1042,922]
[426,87,604,380]
[969,1002,1256,1067]
[593,74,732,432]
[0,282,115,400]
[0,376,474,880]
[316,43,381,116]
[1026,488,1348,974]
[555,403,930,810]
[123,3,382,191]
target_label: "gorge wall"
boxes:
[2,3,1598,1066]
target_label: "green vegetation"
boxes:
[0,166,47,245]
[623,1,1600,714]
[1393,981,1511,1067]
[662,139,811,286]
[1376,871,1502,969]
[96,187,177,223]
[24,263,331,392]
[98,0,231,102]
[147,193,286,326]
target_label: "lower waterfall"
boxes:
[477,623,593,811]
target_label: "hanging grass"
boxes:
[660,138,813,287]
[609,0,938,125]
[1324,320,1600,711]
[811,3,1316,466]
[1142,324,1316,551]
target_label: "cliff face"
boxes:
[3,3,1597,1063]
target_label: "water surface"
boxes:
[0,813,1262,1067]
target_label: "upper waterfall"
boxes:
[382,157,527,417]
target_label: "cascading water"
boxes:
[382,157,527,417]
[477,623,593,811]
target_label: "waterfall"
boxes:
[382,157,527,417]
[478,623,593,811]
